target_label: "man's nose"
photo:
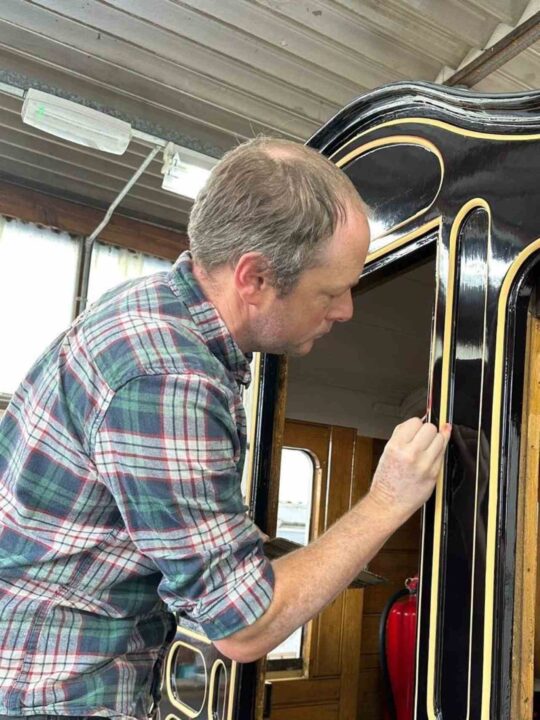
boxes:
[328,291,354,323]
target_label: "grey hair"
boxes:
[188,136,363,295]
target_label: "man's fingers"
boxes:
[409,422,438,451]
[392,417,424,443]
[423,423,452,467]
[392,417,448,451]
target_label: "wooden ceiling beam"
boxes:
[0,179,188,261]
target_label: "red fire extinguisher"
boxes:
[379,576,418,720]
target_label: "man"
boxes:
[0,137,450,719]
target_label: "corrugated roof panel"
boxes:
[0,0,538,233]
[0,11,314,139]
[179,0,438,81]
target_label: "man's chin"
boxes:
[286,339,315,357]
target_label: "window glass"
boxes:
[0,217,79,394]
[268,448,315,663]
[170,643,207,715]
[87,240,172,304]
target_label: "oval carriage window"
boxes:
[342,142,442,242]
[170,642,207,716]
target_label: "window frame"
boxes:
[267,445,320,675]
[0,180,188,410]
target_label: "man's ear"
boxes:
[233,252,274,305]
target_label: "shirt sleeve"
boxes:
[93,372,274,640]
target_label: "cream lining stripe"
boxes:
[330,117,540,155]
[164,639,208,717]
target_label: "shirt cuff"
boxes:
[193,551,275,641]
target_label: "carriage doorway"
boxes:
[265,418,372,720]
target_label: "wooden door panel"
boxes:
[272,677,341,704]
[383,513,422,551]
[339,589,366,718]
[272,704,339,720]
[311,596,345,677]
[357,668,383,720]
[268,419,369,720]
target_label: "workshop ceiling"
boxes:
[1,0,540,232]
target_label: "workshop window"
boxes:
[0,215,172,407]
[87,240,172,305]
[0,216,78,396]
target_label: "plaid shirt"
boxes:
[0,252,274,719]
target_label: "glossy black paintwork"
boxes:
[344,142,442,240]
[306,82,540,719]
[440,208,491,717]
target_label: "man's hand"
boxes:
[214,416,451,663]
[369,417,452,523]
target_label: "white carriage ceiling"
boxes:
[0,0,539,231]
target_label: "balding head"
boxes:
[188,136,366,295]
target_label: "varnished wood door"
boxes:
[267,419,371,720]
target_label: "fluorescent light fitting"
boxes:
[22,89,131,154]
[161,142,214,200]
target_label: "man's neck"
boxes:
[192,261,251,352]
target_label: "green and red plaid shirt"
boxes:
[0,251,274,719]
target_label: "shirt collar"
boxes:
[168,251,252,386]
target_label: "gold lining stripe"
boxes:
[164,640,208,717]
[334,135,444,242]
[332,118,540,157]
[365,218,441,265]
[330,117,540,269]
[426,199,492,719]
[422,204,540,719]
[425,200,472,719]
[175,625,212,644]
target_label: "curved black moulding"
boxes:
[309,81,540,157]
[305,81,540,720]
